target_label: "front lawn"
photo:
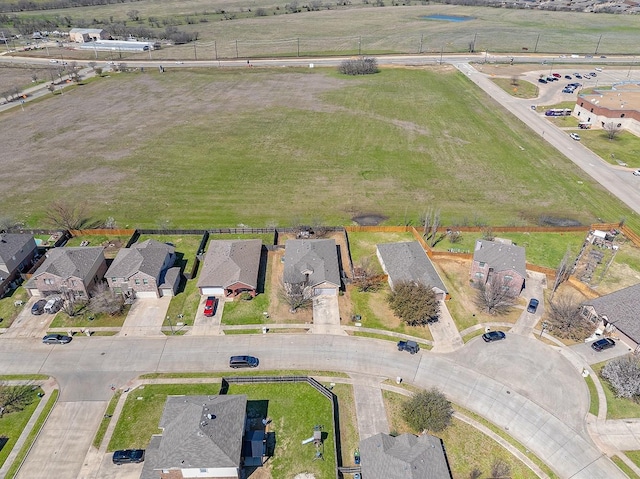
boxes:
[49,305,130,328]
[579,130,640,168]
[0,386,44,469]
[593,360,640,419]
[222,294,270,325]
[0,287,29,327]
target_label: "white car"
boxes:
[49,59,58,63]
[570,133,581,141]
[633,169,640,176]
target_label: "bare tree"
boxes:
[126,9,140,21]
[601,356,640,399]
[89,282,124,316]
[547,293,595,340]
[489,459,511,479]
[45,200,100,230]
[279,281,312,313]
[551,247,573,298]
[0,216,22,232]
[422,208,443,247]
[474,275,517,315]
[88,61,97,71]
[481,226,495,241]
[352,257,384,292]
[59,288,83,317]
[0,383,35,417]
[510,75,519,86]
[603,122,622,140]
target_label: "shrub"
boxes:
[338,57,379,76]
[401,388,452,433]
[601,356,640,400]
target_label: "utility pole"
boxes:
[594,34,602,55]
[194,42,197,60]
[534,33,540,53]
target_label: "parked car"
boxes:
[397,340,420,354]
[112,449,145,465]
[527,298,539,313]
[42,334,72,344]
[552,73,561,78]
[31,299,47,315]
[633,169,640,176]
[229,355,259,368]
[562,88,575,94]
[570,133,581,141]
[203,296,217,317]
[44,297,62,314]
[538,78,547,84]
[564,75,572,79]
[48,59,58,63]
[591,338,615,351]
[482,331,506,342]
[574,73,582,79]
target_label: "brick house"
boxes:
[105,239,177,299]
[470,239,526,297]
[0,233,37,298]
[68,28,109,43]
[197,239,262,297]
[581,283,640,351]
[283,239,341,296]
[25,246,107,298]
[141,395,265,479]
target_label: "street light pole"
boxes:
[628,57,635,79]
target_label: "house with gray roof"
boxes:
[359,432,453,479]
[141,394,259,479]
[283,239,341,296]
[581,283,640,350]
[0,233,37,297]
[197,239,262,297]
[25,246,106,298]
[470,239,527,297]
[105,239,177,299]
[376,241,449,301]
[68,27,108,42]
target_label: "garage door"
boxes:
[314,288,337,296]
[201,287,224,296]
[135,291,158,298]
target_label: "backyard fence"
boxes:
[221,376,341,479]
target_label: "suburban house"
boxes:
[141,394,265,479]
[359,432,453,479]
[376,241,449,301]
[105,239,178,299]
[68,28,109,43]
[470,239,526,297]
[581,283,640,351]
[283,239,341,296]
[197,239,262,297]
[25,246,107,298]
[0,233,37,298]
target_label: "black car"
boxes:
[482,331,506,342]
[31,299,47,315]
[42,334,72,344]
[112,449,145,465]
[564,75,572,79]
[527,298,539,313]
[538,78,547,84]
[397,340,420,354]
[229,355,259,368]
[591,338,615,351]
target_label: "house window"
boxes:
[135,279,141,285]
[200,469,207,473]
[44,278,53,285]
[504,275,513,282]
[474,272,484,279]
[479,262,486,268]
[112,277,117,282]
[143,279,149,285]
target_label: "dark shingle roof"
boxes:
[473,240,526,277]
[360,433,452,479]
[0,233,35,276]
[152,395,247,470]
[283,239,340,288]
[376,242,447,294]
[105,239,174,280]
[34,247,104,280]
[584,283,640,342]
[197,239,262,290]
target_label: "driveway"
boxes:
[2,297,55,339]
[189,295,224,336]
[429,301,463,352]
[118,297,170,337]
[570,339,633,365]
[511,271,546,336]
[312,294,345,335]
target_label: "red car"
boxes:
[552,73,561,78]
[203,296,217,317]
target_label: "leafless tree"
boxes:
[447,229,462,244]
[481,226,495,242]
[0,216,22,232]
[551,247,573,298]
[0,382,35,418]
[547,292,595,340]
[67,61,80,81]
[59,288,83,317]
[603,122,622,140]
[474,275,517,315]
[31,71,38,82]
[352,257,384,292]
[104,216,117,229]
[126,9,140,21]
[601,356,640,399]
[489,459,511,478]
[422,208,443,247]
[89,282,124,316]
[45,200,100,230]
[279,281,312,313]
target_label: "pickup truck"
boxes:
[397,340,420,354]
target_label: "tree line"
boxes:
[0,0,141,14]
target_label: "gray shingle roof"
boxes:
[197,240,262,290]
[283,239,340,288]
[151,395,247,471]
[584,283,640,342]
[0,233,35,276]
[34,247,104,280]
[376,242,447,294]
[105,239,174,281]
[360,433,452,479]
[473,240,526,277]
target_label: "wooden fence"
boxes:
[621,225,640,248]
[567,276,601,299]
[68,228,136,236]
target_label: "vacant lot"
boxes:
[1,66,637,230]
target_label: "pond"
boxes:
[422,14,475,22]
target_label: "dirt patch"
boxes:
[267,249,313,324]
[351,214,387,226]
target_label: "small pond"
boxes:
[422,14,474,22]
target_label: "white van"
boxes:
[44,298,62,314]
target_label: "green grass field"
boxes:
[0,387,44,469]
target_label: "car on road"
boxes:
[527,298,539,313]
[633,169,640,176]
[397,340,420,354]
[203,296,217,317]
[49,59,58,63]
[112,449,145,465]
[570,133,581,141]
[591,338,615,351]
[31,299,47,315]
[42,334,72,344]
[229,355,259,368]
[482,331,506,342]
